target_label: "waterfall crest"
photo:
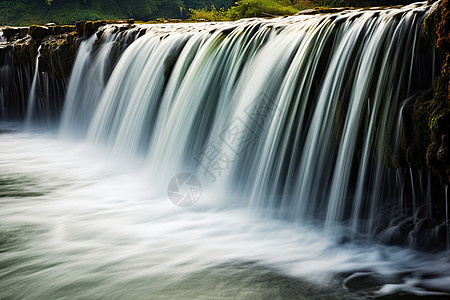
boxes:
[58,2,444,243]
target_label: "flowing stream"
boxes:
[1,1,449,298]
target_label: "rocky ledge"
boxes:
[0,19,135,79]
[401,0,450,185]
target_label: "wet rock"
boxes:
[410,218,445,251]
[296,8,347,15]
[296,9,317,15]
[343,272,397,293]
[2,27,28,40]
[75,21,106,38]
[13,37,40,66]
[29,25,52,40]
[75,21,84,37]
[437,135,448,163]
[401,0,450,185]
[39,31,78,78]
[50,25,76,35]
[377,216,448,251]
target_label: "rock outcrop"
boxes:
[401,0,450,185]
[0,20,135,121]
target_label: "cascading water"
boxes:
[59,25,146,137]
[25,46,42,128]
[446,184,449,256]
[0,43,33,120]
[61,2,442,235]
[1,1,450,298]
[24,48,67,129]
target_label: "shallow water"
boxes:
[0,126,449,299]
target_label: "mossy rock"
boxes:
[75,21,107,38]
[402,91,434,169]
[39,31,78,79]
[60,25,76,34]
[75,21,84,36]
[423,1,440,40]
[28,25,52,40]
[13,38,40,67]
[401,0,450,184]
[2,27,28,40]
[436,0,450,51]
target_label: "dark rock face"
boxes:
[75,20,133,38]
[29,25,53,40]
[2,27,28,40]
[0,44,31,119]
[0,20,136,121]
[402,0,450,185]
[0,24,80,121]
[377,215,448,251]
[9,25,79,78]
[76,21,105,38]
[39,31,78,79]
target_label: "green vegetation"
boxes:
[189,0,312,21]
[0,0,421,26]
[189,0,419,21]
[226,0,300,19]
[0,0,236,26]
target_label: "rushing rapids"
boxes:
[1,1,450,298]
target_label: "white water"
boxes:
[25,46,41,128]
[25,46,66,128]
[60,2,437,235]
[1,130,449,299]
[59,26,145,137]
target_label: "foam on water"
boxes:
[0,130,449,298]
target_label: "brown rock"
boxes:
[2,27,28,40]
[29,25,52,40]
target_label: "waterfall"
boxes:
[56,2,442,242]
[24,47,67,129]
[25,46,42,128]
[60,25,146,137]
[446,184,449,257]
[2,3,450,298]
[0,44,32,120]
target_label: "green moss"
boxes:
[423,7,439,40]
[399,0,450,184]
